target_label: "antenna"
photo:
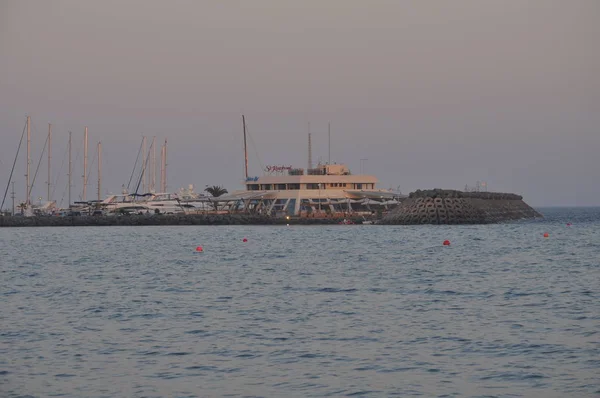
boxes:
[328,122,331,165]
[242,115,248,179]
[360,158,368,174]
[308,132,313,170]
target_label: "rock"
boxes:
[381,189,541,225]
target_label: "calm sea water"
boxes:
[1,208,599,398]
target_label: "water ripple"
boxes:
[1,208,600,397]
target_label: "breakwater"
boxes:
[0,214,367,227]
[381,189,542,225]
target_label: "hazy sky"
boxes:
[1,0,598,207]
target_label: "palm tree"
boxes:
[204,185,228,197]
[17,202,27,215]
[204,185,228,211]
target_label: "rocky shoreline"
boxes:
[380,189,542,225]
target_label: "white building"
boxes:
[215,163,404,217]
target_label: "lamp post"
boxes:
[318,183,321,214]
[360,158,368,174]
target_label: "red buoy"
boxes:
[196,246,203,252]
[242,238,248,242]
[566,223,572,227]
[543,233,549,238]
[443,240,450,246]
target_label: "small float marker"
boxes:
[196,246,203,252]
[443,240,451,246]
[543,233,549,238]
[242,238,248,243]
[566,223,572,227]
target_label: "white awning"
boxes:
[213,191,277,202]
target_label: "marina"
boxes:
[0,114,542,225]
[1,115,405,221]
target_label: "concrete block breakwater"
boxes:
[381,189,542,225]
[0,214,365,227]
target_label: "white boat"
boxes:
[101,186,214,215]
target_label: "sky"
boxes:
[1,0,598,208]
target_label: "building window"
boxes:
[247,184,260,191]
[262,184,272,190]
[288,183,300,190]
[306,183,320,189]
[356,183,362,189]
[276,184,286,190]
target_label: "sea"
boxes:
[1,207,599,398]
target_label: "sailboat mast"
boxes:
[161,138,167,192]
[97,141,102,201]
[242,115,248,179]
[151,136,156,192]
[68,131,72,207]
[141,136,146,193]
[26,115,31,205]
[47,123,51,202]
[11,182,15,216]
[83,126,88,201]
[159,141,164,192]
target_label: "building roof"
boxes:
[245,174,378,184]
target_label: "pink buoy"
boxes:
[242,238,248,243]
[443,240,450,246]
[196,246,203,252]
